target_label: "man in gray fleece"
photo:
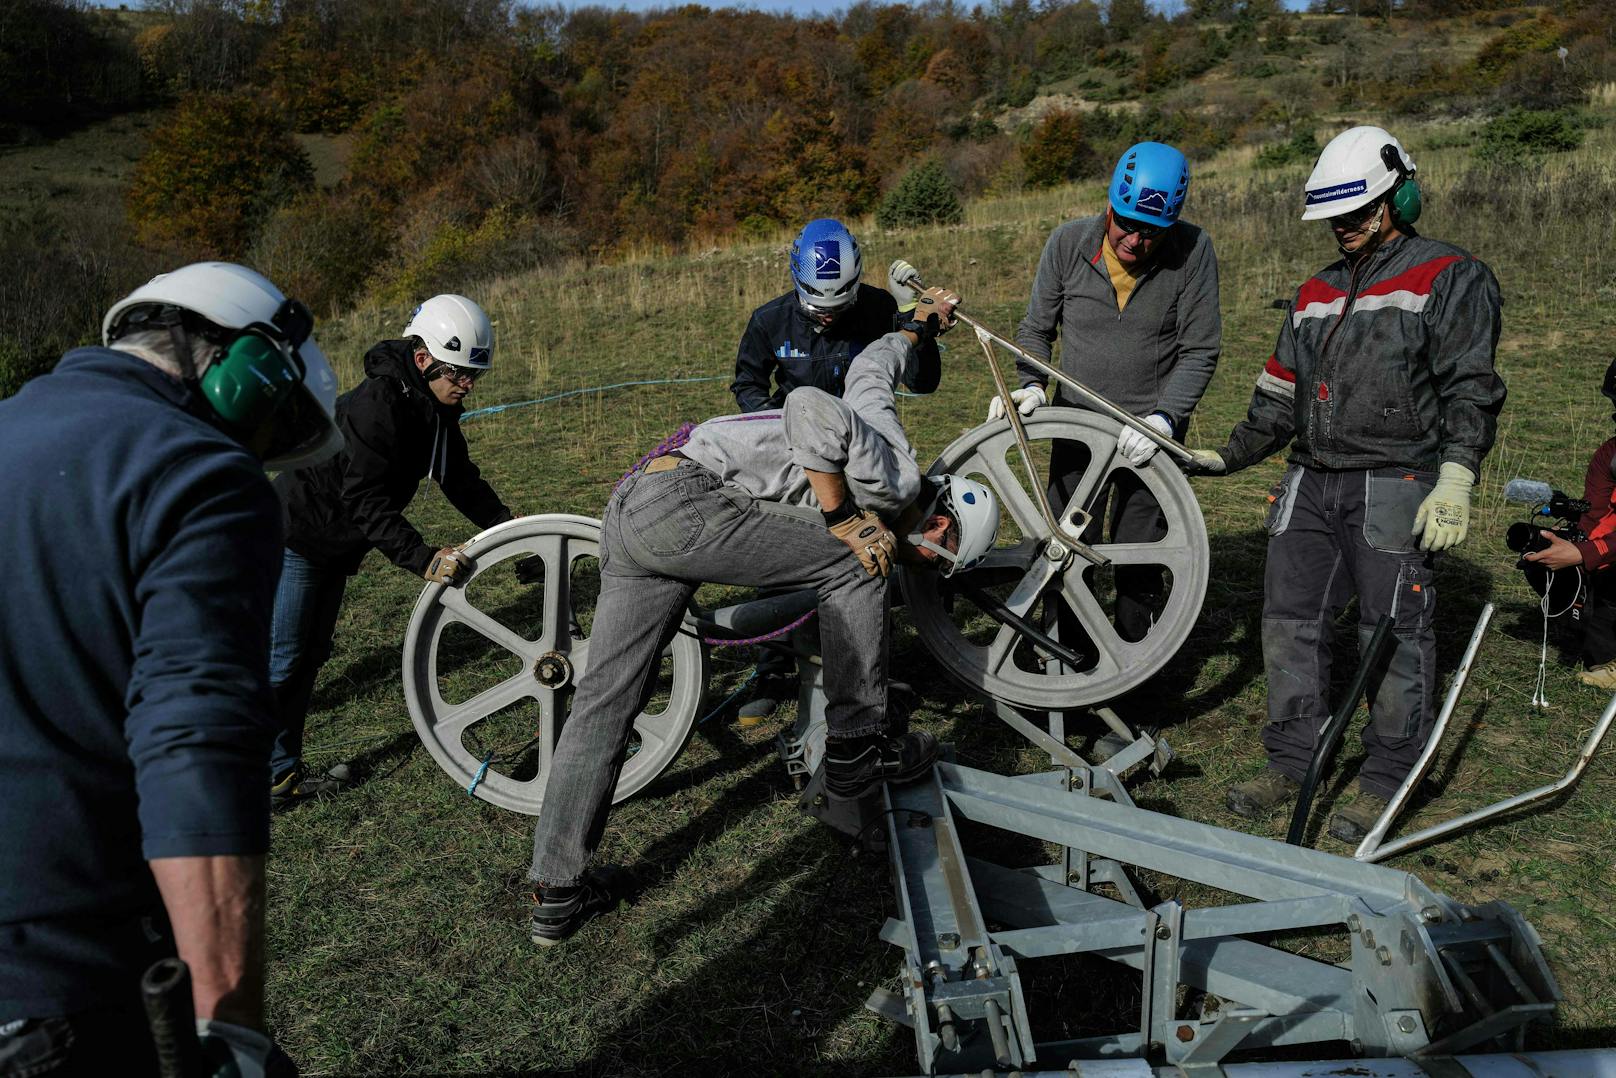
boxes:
[1001,141,1221,643]
[525,287,1002,946]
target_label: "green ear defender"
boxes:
[1380,143,1422,227]
[200,328,305,429]
[197,297,314,430]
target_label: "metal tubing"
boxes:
[1355,603,1495,861]
[984,998,1013,1067]
[1364,689,1616,862]
[899,269,1194,464]
[971,327,1108,566]
[1287,615,1395,845]
[889,1049,1616,1078]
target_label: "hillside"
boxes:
[3,0,1613,392]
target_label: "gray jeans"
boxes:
[1259,465,1438,798]
[528,459,890,887]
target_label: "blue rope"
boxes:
[696,668,760,726]
[466,751,495,797]
[461,376,728,421]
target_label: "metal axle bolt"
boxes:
[1176,1025,1196,1043]
[1397,1015,1418,1035]
[1155,924,1172,940]
[1377,946,1393,966]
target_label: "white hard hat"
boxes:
[1301,126,1416,222]
[911,475,1000,577]
[103,261,342,470]
[403,294,494,370]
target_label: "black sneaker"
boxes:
[737,676,796,725]
[529,868,623,947]
[823,730,940,801]
[270,764,350,812]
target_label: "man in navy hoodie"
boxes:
[268,294,514,805]
[0,263,340,1074]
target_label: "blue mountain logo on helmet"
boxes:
[1135,187,1171,217]
[812,240,842,280]
[469,347,490,365]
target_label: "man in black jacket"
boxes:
[729,219,942,720]
[269,294,514,805]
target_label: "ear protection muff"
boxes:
[198,298,313,430]
[1380,144,1422,228]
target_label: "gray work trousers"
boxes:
[1049,438,1168,644]
[528,459,889,887]
[1260,465,1438,799]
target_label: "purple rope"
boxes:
[616,421,696,492]
[701,608,815,648]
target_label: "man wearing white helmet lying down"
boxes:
[525,286,1000,947]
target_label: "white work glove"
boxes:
[423,546,471,584]
[986,384,1046,424]
[1181,449,1226,475]
[888,259,919,313]
[1117,413,1174,466]
[1413,461,1476,552]
[197,1018,289,1078]
[827,509,897,577]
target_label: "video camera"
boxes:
[1503,477,1588,616]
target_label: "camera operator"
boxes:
[1523,360,1616,689]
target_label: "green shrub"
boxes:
[1020,109,1098,189]
[1473,107,1584,163]
[1254,129,1318,168]
[875,161,964,229]
[126,91,314,257]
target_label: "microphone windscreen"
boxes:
[1504,477,1554,504]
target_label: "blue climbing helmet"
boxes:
[789,219,863,316]
[1108,142,1190,229]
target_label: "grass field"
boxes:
[263,113,1616,1075]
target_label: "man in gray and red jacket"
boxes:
[1186,126,1507,842]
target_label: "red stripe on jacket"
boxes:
[1263,354,1295,383]
[1357,255,1464,300]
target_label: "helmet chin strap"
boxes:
[1340,199,1387,258]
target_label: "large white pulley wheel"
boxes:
[904,408,1209,710]
[403,514,708,815]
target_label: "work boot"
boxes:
[270,764,351,812]
[823,730,940,801]
[1224,769,1300,818]
[736,676,796,726]
[1327,785,1391,844]
[530,867,624,948]
[1579,659,1616,691]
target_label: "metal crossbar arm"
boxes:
[898,268,1195,466]
[1364,689,1616,863]
[971,325,1108,566]
[1355,603,1494,861]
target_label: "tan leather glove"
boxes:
[1182,449,1226,475]
[423,546,471,584]
[827,510,897,577]
[907,286,960,338]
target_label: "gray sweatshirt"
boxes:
[681,330,923,519]
[1015,214,1221,428]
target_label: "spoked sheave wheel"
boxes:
[403,514,709,815]
[903,408,1208,710]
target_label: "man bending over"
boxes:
[525,287,998,946]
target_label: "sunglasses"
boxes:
[1329,200,1383,229]
[426,361,486,386]
[1112,214,1167,240]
